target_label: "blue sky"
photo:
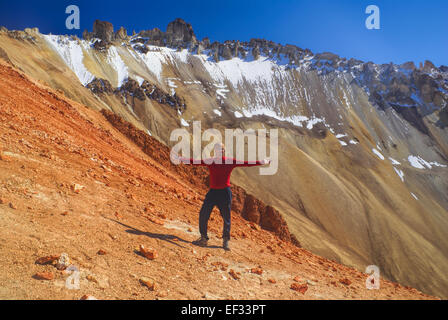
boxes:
[0,0,447,66]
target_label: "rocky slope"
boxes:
[0,61,436,300]
[0,18,447,298]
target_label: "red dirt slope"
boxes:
[0,61,437,299]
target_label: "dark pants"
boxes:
[199,187,232,240]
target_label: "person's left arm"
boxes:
[232,159,270,167]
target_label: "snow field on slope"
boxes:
[407,155,447,169]
[107,46,128,88]
[43,35,95,86]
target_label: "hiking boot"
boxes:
[223,238,230,251]
[192,236,208,247]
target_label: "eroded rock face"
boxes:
[220,44,233,60]
[115,27,128,41]
[231,185,300,246]
[242,194,264,224]
[252,46,260,60]
[93,20,114,42]
[261,206,292,242]
[166,18,197,47]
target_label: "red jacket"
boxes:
[182,157,263,189]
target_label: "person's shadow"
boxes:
[109,218,223,249]
[110,219,190,248]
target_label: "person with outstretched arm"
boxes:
[172,143,270,251]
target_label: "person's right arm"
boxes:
[179,157,207,166]
[171,152,208,166]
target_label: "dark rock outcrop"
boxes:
[93,39,111,51]
[115,27,128,41]
[118,78,146,100]
[165,18,197,48]
[252,46,260,60]
[92,20,114,42]
[86,78,114,94]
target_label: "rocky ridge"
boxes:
[76,18,448,133]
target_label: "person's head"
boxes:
[214,142,225,157]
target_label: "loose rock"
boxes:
[34,272,54,280]
[55,253,70,270]
[229,269,240,280]
[140,277,157,291]
[290,282,308,294]
[250,267,263,275]
[35,255,60,265]
[139,245,158,260]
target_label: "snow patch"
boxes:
[408,155,447,169]
[135,75,145,86]
[132,46,165,80]
[234,111,243,118]
[180,118,189,127]
[215,84,230,99]
[393,167,404,182]
[389,157,401,165]
[167,78,178,96]
[43,35,95,86]
[107,46,128,87]
[372,148,385,160]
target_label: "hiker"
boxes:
[173,143,270,251]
